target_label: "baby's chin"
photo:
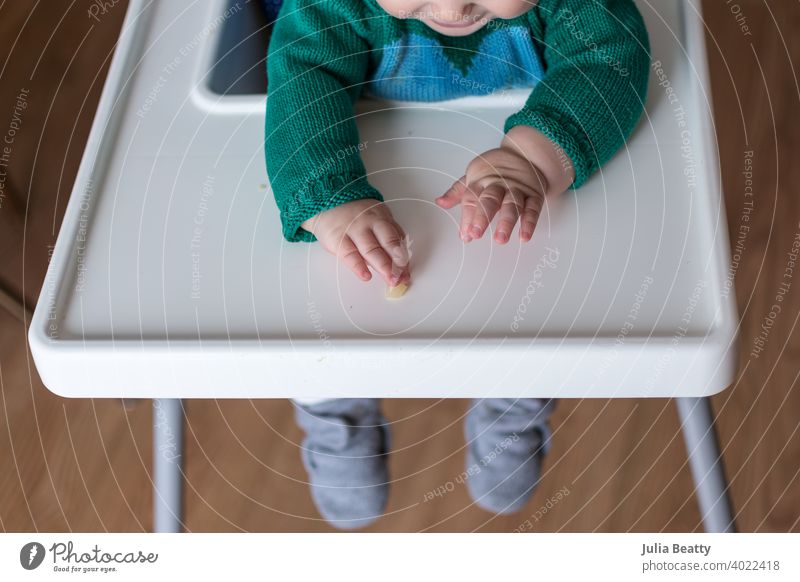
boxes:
[420,16,491,37]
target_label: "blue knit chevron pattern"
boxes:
[365,26,545,101]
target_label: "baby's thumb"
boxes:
[436,176,467,208]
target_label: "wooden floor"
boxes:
[0,1,798,532]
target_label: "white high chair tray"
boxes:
[29,0,738,399]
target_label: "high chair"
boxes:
[29,0,738,533]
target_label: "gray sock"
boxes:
[464,397,555,514]
[293,398,390,529]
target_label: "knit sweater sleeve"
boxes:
[265,0,380,243]
[504,0,651,188]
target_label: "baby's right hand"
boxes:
[300,199,412,286]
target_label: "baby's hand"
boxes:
[435,126,575,244]
[300,199,411,286]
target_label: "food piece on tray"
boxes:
[385,282,409,300]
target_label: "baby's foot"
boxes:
[293,399,390,529]
[463,398,555,514]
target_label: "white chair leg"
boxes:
[153,398,184,532]
[675,397,736,532]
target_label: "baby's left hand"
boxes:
[436,124,576,244]
[435,145,548,244]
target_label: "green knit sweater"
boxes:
[265,0,650,243]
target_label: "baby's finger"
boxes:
[494,188,524,244]
[392,226,413,284]
[519,190,545,242]
[352,229,395,284]
[333,235,372,281]
[458,182,482,242]
[373,220,411,284]
[435,176,467,209]
[466,182,505,240]
[373,220,409,267]
[395,264,412,285]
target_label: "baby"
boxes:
[264,0,649,528]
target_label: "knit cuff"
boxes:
[503,107,593,190]
[281,173,384,243]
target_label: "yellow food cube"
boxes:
[385,282,409,299]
